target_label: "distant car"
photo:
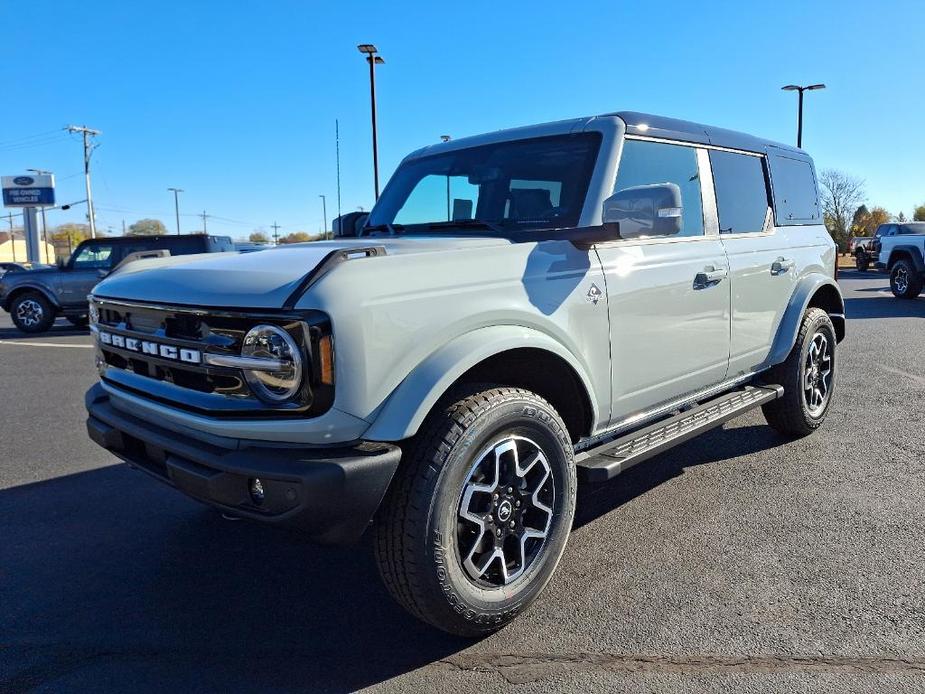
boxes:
[233,242,268,253]
[848,236,875,269]
[0,234,234,333]
[872,222,925,298]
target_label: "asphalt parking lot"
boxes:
[1,271,923,693]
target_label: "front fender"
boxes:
[1,281,61,311]
[887,245,925,272]
[761,274,844,370]
[362,325,600,442]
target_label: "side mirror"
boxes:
[603,183,683,239]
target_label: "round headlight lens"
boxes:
[241,324,303,402]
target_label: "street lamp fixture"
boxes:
[781,83,826,148]
[358,43,385,200]
[167,187,184,235]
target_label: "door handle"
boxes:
[770,257,794,275]
[694,266,727,289]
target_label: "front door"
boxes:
[597,138,731,423]
[60,241,114,307]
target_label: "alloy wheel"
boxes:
[803,332,833,416]
[456,436,554,587]
[15,299,44,328]
[894,266,909,294]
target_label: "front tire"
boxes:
[855,252,869,272]
[374,386,576,636]
[10,292,55,333]
[761,307,837,437]
[889,258,923,299]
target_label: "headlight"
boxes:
[241,324,303,402]
[88,301,100,325]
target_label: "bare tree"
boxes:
[819,169,865,250]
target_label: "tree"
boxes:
[895,212,907,223]
[819,169,865,251]
[249,231,270,244]
[51,223,91,246]
[851,205,890,236]
[278,232,313,244]
[914,204,925,222]
[127,218,167,236]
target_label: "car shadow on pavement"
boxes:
[845,295,925,320]
[0,465,470,693]
[574,423,784,530]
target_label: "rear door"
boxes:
[711,149,797,376]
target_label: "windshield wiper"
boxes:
[423,219,506,233]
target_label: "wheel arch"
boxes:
[887,246,925,272]
[762,274,845,370]
[2,283,60,312]
[362,326,600,444]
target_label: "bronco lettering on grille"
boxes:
[97,330,202,364]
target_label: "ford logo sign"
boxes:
[12,176,34,186]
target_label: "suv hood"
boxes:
[92,236,510,309]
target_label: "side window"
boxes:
[767,155,819,223]
[709,150,771,234]
[71,243,114,270]
[613,140,704,237]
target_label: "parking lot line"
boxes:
[0,340,93,349]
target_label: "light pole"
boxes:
[27,168,51,260]
[781,84,825,148]
[319,194,328,239]
[357,44,385,200]
[167,187,183,235]
[440,135,451,220]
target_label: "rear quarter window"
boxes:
[767,154,821,225]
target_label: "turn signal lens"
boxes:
[318,335,335,385]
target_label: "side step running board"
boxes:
[575,385,783,482]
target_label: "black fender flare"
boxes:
[887,246,925,272]
[2,282,61,312]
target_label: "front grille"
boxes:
[92,298,334,417]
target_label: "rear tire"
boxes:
[10,292,55,333]
[855,253,869,272]
[66,315,89,328]
[889,258,923,299]
[374,385,576,636]
[762,308,837,437]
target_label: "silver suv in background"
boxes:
[84,112,844,635]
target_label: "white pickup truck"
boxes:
[873,222,925,298]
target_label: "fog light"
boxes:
[249,477,265,505]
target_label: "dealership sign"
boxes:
[2,174,55,207]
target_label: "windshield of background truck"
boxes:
[367,133,601,233]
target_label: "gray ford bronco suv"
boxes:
[85,112,845,636]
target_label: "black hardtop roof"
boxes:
[610,111,805,157]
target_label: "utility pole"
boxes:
[357,44,384,200]
[319,194,328,239]
[200,210,209,233]
[168,187,183,235]
[335,119,342,232]
[271,221,280,245]
[65,125,101,238]
[122,219,126,235]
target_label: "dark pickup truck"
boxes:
[0,234,233,332]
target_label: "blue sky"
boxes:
[2,0,923,239]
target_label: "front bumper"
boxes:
[85,383,401,544]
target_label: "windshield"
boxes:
[367,133,601,234]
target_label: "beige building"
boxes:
[0,231,56,265]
